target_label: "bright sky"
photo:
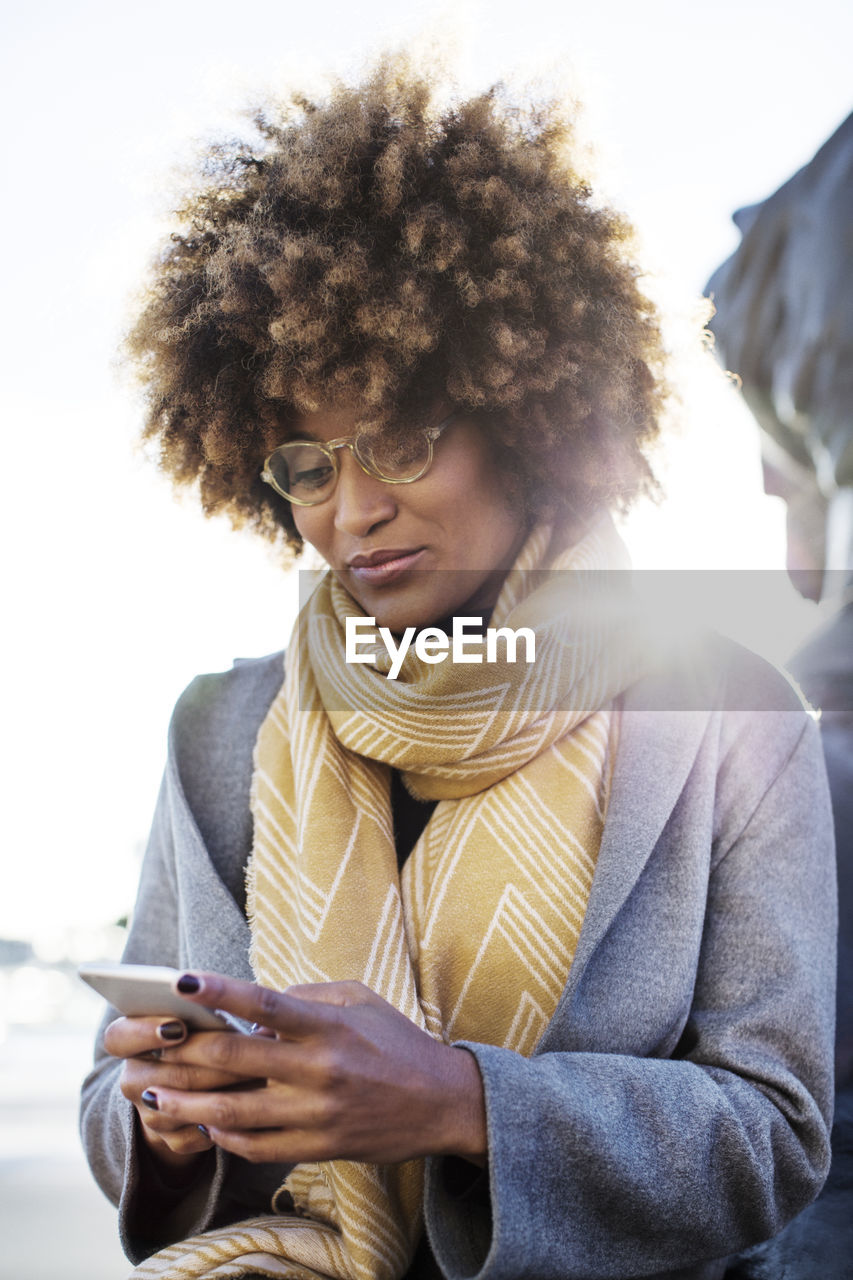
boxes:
[2,0,851,943]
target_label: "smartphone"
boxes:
[78,963,247,1032]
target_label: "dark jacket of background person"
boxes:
[80,637,836,1280]
[707,110,853,1279]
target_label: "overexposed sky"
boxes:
[2,0,851,942]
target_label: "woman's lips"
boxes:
[347,548,426,584]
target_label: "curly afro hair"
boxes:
[126,53,669,556]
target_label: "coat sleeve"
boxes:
[79,663,292,1265]
[423,711,837,1280]
[78,761,237,1263]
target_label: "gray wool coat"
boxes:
[80,635,837,1280]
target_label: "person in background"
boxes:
[707,111,853,1279]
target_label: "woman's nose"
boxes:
[332,449,397,537]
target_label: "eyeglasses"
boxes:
[261,413,455,506]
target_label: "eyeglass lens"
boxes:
[267,433,433,503]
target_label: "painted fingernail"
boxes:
[198,1124,211,1138]
[141,1089,159,1111]
[176,973,201,994]
[157,1020,185,1042]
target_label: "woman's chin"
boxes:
[338,568,499,635]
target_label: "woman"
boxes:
[81,55,836,1280]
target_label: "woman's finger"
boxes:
[201,1125,323,1165]
[138,1080,304,1134]
[104,1015,188,1059]
[121,1054,252,1096]
[154,1027,307,1083]
[158,1125,216,1157]
[139,1114,215,1158]
[169,972,344,1039]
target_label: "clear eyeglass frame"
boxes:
[261,412,456,506]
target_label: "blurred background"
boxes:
[1,1,851,1274]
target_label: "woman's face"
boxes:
[288,405,529,632]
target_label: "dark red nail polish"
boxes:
[141,1089,159,1110]
[157,1020,185,1042]
[176,974,200,994]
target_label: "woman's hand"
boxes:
[103,1014,258,1170]
[134,973,488,1167]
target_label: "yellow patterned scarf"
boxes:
[133,516,643,1280]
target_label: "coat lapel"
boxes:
[166,737,255,980]
[551,647,724,1015]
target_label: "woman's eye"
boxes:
[294,465,334,490]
